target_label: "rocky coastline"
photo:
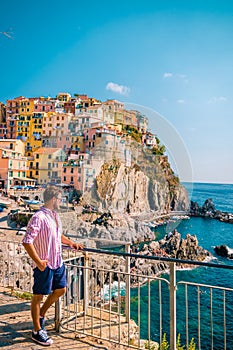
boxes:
[190,198,233,223]
[87,228,212,287]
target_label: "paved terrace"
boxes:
[0,287,124,350]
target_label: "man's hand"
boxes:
[37,259,48,271]
[71,242,85,250]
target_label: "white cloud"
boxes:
[177,99,185,104]
[163,72,173,78]
[106,82,130,96]
[207,96,227,104]
[163,72,188,83]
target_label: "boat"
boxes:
[24,199,43,211]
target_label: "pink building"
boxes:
[33,97,55,113]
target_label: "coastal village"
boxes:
[0,92,158,195]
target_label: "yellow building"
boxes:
[56,92,71,102]
[30,147,67,185]
[12,97,43,158]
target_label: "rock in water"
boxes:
[214,245,233,259]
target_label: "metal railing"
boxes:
[57,247,233,350]
[1,232,233,349]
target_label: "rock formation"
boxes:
[214,245,233,259]
[60,211,155,244]
[82,145,189,216]
[89,229,212,286]
[190,198,233,223]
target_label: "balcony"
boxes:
[1,234,233,349]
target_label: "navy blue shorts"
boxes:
[33,263,67,295]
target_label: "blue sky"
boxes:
[1,0,233,184]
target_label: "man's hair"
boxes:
[43,186,62,203]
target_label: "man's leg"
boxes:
[40,287,66,318]
[31,294,43,331]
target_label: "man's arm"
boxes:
[22,243,48,271]
[61,234,85,250]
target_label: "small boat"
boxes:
[24,199,43,211]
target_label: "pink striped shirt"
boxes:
[22,207,63,269]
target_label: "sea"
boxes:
[130,182,233,349]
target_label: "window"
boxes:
[71,176,74,182]
[36,154,39,159]
[48,154,52,159]
[36,170,39,175]
[71,168,74,173]
[64,168,66,173]
[64,176,66,181]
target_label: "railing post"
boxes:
[169,262,176,350]
[55,298,61,333]
[83,252,89,314]
[125,243,131,323]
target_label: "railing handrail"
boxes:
[82,247,233,270]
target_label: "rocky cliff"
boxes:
[61,144,189,244]
[82,152,189,216]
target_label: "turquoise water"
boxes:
[131,182,233,349]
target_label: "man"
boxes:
[22,185,84,346]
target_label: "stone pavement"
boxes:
[0,287,114,350]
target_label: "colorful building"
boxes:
[31,147,66,185]
[0,139,33,191]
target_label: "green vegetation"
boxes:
[13,290,33,300]
[144,333,196,350]
[123,125,142,143]
[159,333,169,350]
[151,137,166,156]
